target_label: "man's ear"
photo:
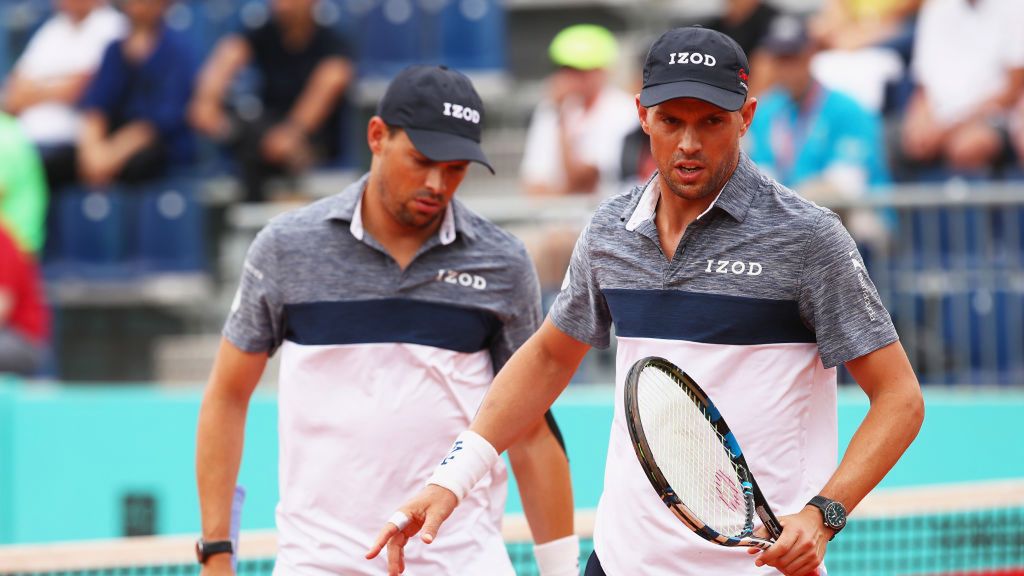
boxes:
[636,95,652,135]
[367,116,388,155]
[738,97,757,137]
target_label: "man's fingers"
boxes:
[386,531,409,576]
[365,522,400,559]
[419,504,452,544]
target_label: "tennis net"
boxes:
[1,481,1021,576]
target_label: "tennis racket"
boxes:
[624,356,783,550]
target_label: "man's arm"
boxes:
[196,338,268,575]
[506,417,573,543]
[77,112,156,187]
[261,57,353,165]
[4,71,92,114]
[366,319,590,575]
[286,57,353,136]
[751,340,924,576]
[188,36,251,138]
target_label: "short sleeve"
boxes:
[78,42,122,114]
[321,27,354,60]
[223,226,287,355]
[547,224,613,349]
[489,245,543,372]
[1001,2,1024,69]
[798,210,898,368]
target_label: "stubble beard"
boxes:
[660,148,739,202]
[380,176,444,230]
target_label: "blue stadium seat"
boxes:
[136,179,206,273]
[941,289,1024,385]
[356,0,426,78]
[438,0,505,71]
[48,187,132,277]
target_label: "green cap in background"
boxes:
[549,24,618,70]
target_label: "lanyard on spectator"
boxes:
[770,82,825,186]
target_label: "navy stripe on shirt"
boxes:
[603,289,816,345]
[283,298,500,352]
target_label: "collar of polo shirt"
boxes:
[323,174,477,245]
[622,151,761,231]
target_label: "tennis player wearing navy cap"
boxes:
[197,65,578,576]
[370,28,922,576]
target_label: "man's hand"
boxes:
[189,99,230,140]
[365,484,458,576]
[261,122,311,168]
[79,143,118,187]
[746,506,829,576]
[548,70,583,108]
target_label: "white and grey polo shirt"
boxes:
[224,174,541,576]
[550,152,898,576]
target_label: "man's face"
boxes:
[271,0,315,24]
[771,50,814,99]
[57,0,98,21]
[119,0,166,28]
[638,96,756,201]
[368,120,470,230]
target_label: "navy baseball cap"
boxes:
[377,65,494,173]
[761,15,811,56]
[640,26,750,111]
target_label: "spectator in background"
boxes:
[745,15,890,245]
[77,0,197,188]
[701,0,780,95]
[518,24,637,294]
[746,15,890,199]
[189,0,354,203]
[1014,96,1024,167]
[0,223,49,377]
[520,24,637,198]
[896,0,1024,178]
[810,0,921,53]
[2,0,125,193]
[0,113,48,255]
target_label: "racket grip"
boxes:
[230,485,246,571]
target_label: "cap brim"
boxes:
[761,39,808,55]
[639,81,746,111]
[404,128,495,174]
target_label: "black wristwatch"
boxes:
[807,495,847,540]
[195,538,234,564]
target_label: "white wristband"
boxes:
[533,534,580,576]
[426,430,499,503]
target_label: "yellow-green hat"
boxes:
[549,24,618,70]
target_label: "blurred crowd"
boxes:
[2,0,1024,378]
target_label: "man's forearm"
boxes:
[507,419,574,543]
[288,60,352,135]
[196,391,249,539]
[820,347,924,512]
[471,323,588,453]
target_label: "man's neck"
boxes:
[654,154,739,249]
[361,182,441,269]
[281,17,315,49]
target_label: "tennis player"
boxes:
[369,27,924,576]
[196,65,578,575]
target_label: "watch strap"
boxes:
[807,495,846,539]
[196,539,234,564]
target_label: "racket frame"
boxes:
[624,356,783,550]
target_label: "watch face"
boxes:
[824,502,847,529]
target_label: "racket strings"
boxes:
[638,366,750,537]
